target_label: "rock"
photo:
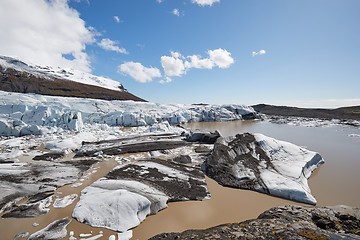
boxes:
[185,130,221,144]
[151,205,360,240]
[203,132,324,204]
[75,133,190,158]
[173,155,192,164]
[32,152,65,161]
[72,159,210,233]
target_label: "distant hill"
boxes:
[252,104,360,121]
[0,56,145,102]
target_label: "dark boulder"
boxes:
[185,130,221,144]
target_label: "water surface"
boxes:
[132,120,360,239]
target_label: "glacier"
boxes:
[0,90,256,137]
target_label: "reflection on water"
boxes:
[132,120,360,239]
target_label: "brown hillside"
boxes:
[0,67,145,102]
[252,104,360,121]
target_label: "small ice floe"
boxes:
[13,231,29,240]
[71,182,83,188]
[348,133,360,138]
[117,230,132,240]
[28,217,71,240]
[79,233,93,237]
[32,222,39,227]
[69,231,76,240]
[53,194,78,208]
[79,233,103,240]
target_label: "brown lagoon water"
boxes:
[1,120,360,239]
[132,120,360,239]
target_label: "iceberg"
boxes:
[203,132,324,204]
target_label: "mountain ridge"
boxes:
[252,103,360,121]
[0,55,145,102]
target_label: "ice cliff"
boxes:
[0,91,257,137]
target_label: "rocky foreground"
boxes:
[151,205,360,240]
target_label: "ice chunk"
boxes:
[53,194,78,208]
[28,218,71,240]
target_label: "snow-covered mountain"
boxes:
[0,55,144,101]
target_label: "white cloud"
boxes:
[0,0,95,72]
[119,62,161,83]
[71,0,90,4]
[113,16,120,23]
[159,77,173,84]
[161,48,234,81]
[208,48,234,68]
[161,52,187,77]
[252,49,266,57]
[172,9,181,17]
[98,38,128,54]
[192,0,220,6]
[186,55,214,69]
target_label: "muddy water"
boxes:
[1,121,360,239]
[132,176,307,240]
[0,159,119,240]
[132,120,360,239]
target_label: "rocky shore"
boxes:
[151,205,360,240]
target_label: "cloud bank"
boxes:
[0,0,94,72]
[119,62,161,83]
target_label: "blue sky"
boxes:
[1,0,359,107]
